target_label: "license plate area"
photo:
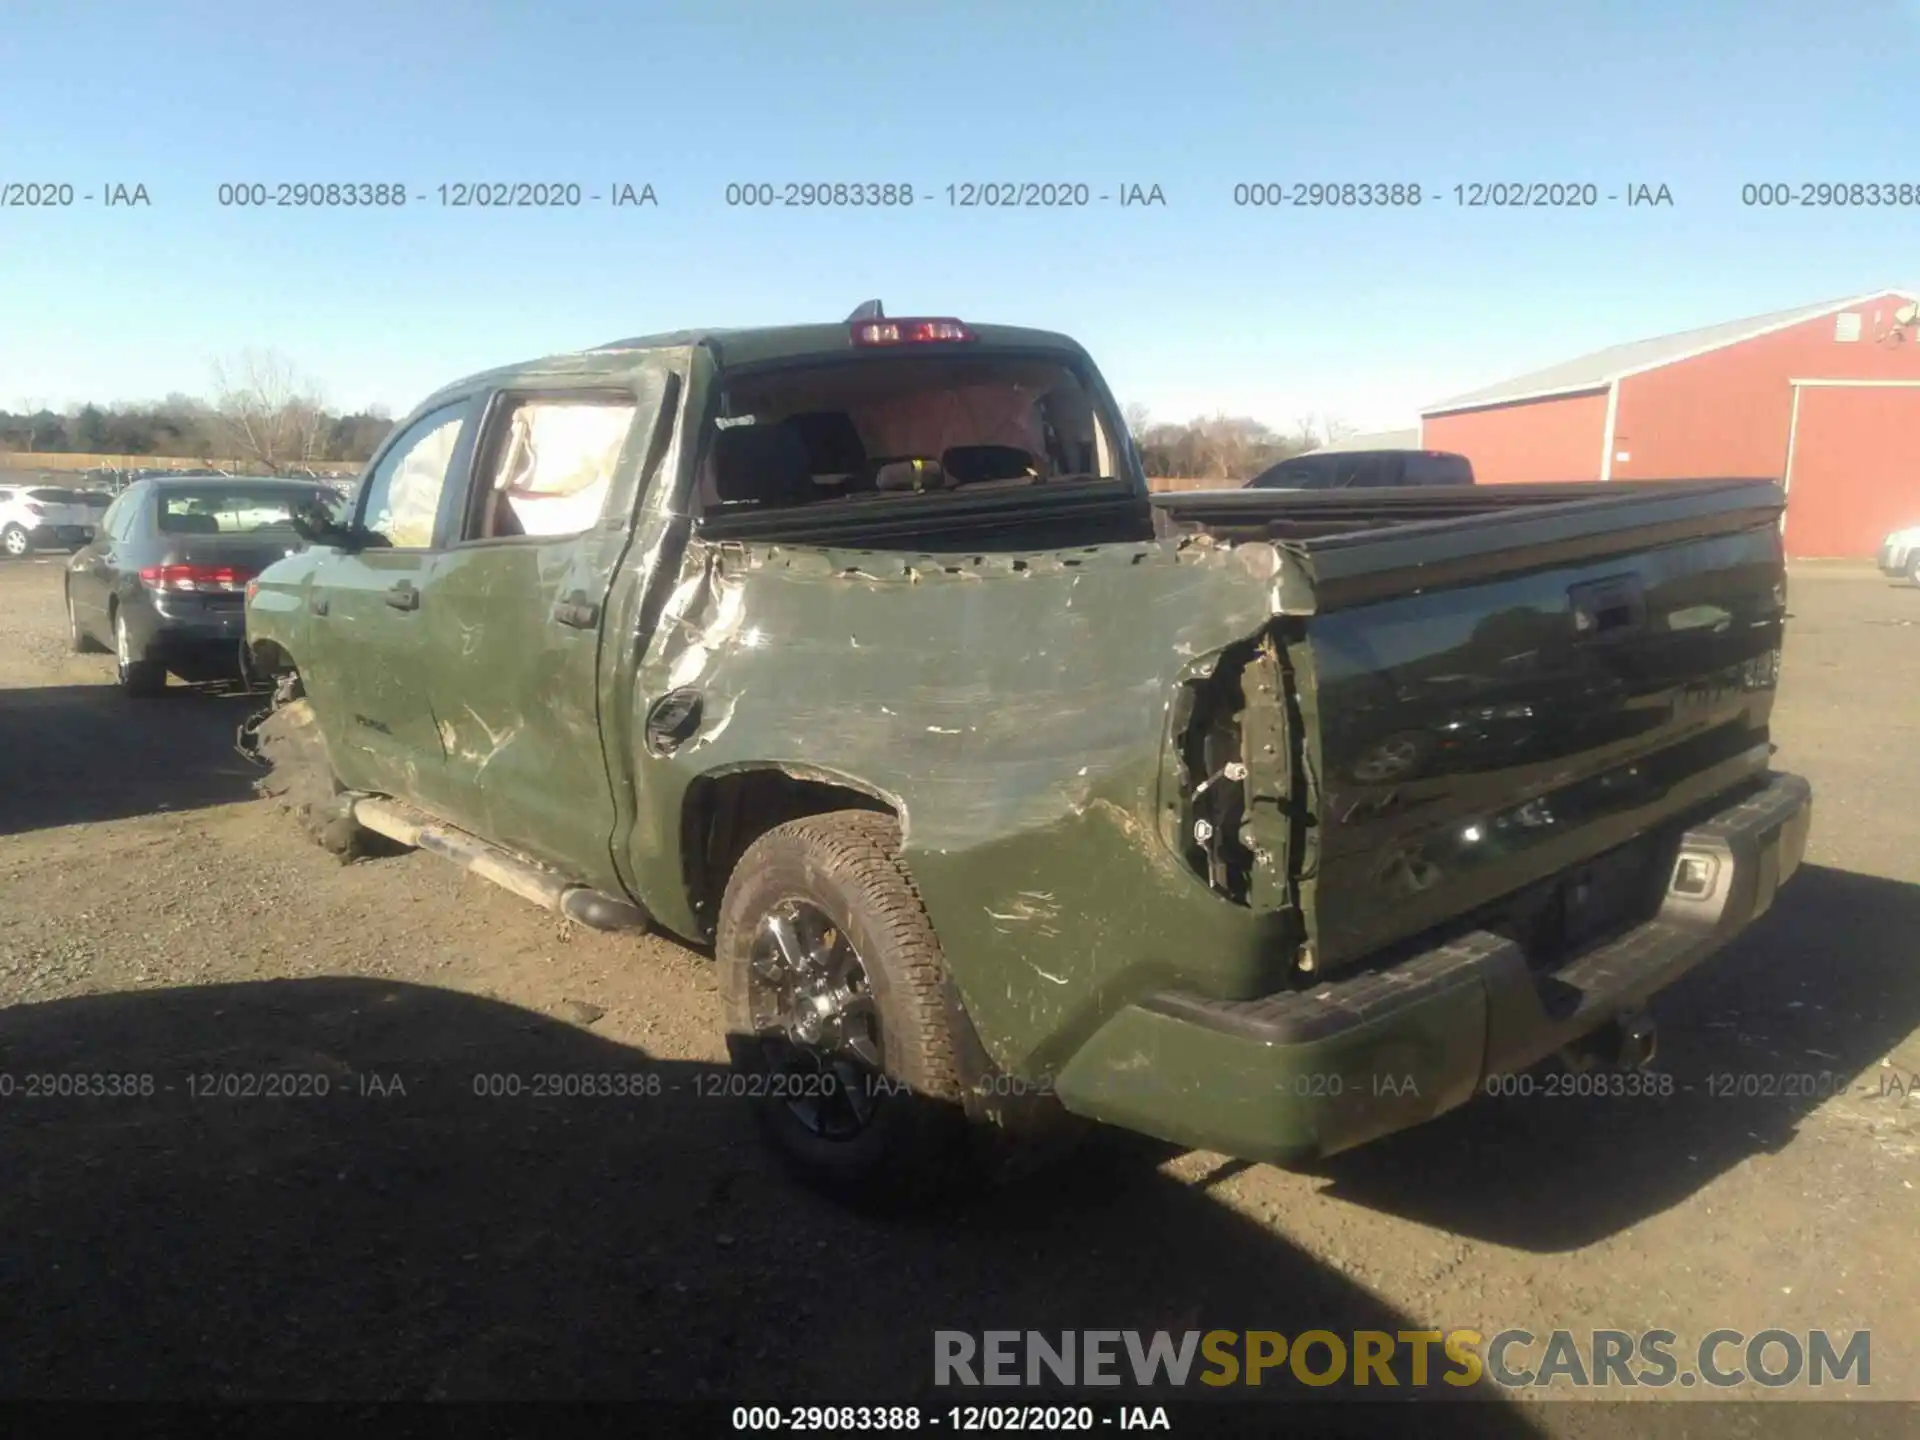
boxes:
[1489,830,1669,972]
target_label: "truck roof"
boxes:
[417,321,1091,411]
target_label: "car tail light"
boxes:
[850,317,976,346]
[138,563,257,593]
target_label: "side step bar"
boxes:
[352,797,652,933]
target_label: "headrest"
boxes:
[160,510,222,534]
[712,423,813,504]
[782,412,868,475]
[942,445,1037,486]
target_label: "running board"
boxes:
[351,797,652,933]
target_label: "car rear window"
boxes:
[157,487,330,534]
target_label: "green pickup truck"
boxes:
[241,307,1812,1207]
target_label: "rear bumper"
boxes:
[128,596,247,672]
[1050,771,1812,1164]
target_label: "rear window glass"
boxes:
[157,487,331,534]
[1254,456,1342,489]
[1404,453,1474,485]
[699,354,1117,513]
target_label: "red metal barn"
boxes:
[1419,290,1920,557]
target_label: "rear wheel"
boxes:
[113,609,167,697]
[66,589,107,654]
[249,690,371,859]
[1,525,28,559]
[718,811,1052,1209]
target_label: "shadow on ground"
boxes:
[1314,864,1920,1250]
[0,681,259,836]
[0,976,1539,1430]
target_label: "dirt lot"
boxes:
[0,550,1914,1425]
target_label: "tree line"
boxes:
[1,351,394,473]
[1123,404,1354,481]
[2,351,1350,484]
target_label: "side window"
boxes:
[99,494,128,538]
[358,403,468,548]
[463,396,637,541]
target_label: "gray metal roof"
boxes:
[1422,290,1917,416]
[1305,427,1422,453]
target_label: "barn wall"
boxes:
[1420,390,1608,484]
[1783,386,1920,557]
[1612,291,1920,480]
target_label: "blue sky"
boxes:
[2,0,1917,432]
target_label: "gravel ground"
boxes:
[0,550,1914,1426]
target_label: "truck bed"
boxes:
[643,474,1788,1070]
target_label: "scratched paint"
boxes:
[628,532,1304,1073]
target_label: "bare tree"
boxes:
[12,397,47,452]
[209,350,330,474]
[1121,401,1152,440]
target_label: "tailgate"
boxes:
[1256,480,1788,972]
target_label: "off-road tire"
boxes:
[251,695,369,860]
[718,811,1080,1210]
[66,589,107,653]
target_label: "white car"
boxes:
[1879,523,1920,583]
[0,484,98,558]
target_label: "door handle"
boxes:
[553,591,599,629]
[385,581,420,612]
[310,592,330,616]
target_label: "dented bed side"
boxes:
[619,533,1302,1076]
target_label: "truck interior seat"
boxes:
[781,411,873,497]
[941,445,1040,490]
[712,423,816,507]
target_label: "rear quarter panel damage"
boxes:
[630,535,1302,1075]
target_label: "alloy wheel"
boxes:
[745,898,884,1139]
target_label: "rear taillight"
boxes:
[138,563,256,593]
[850,317,976,346]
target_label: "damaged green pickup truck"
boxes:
[241,307,1811,1206]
